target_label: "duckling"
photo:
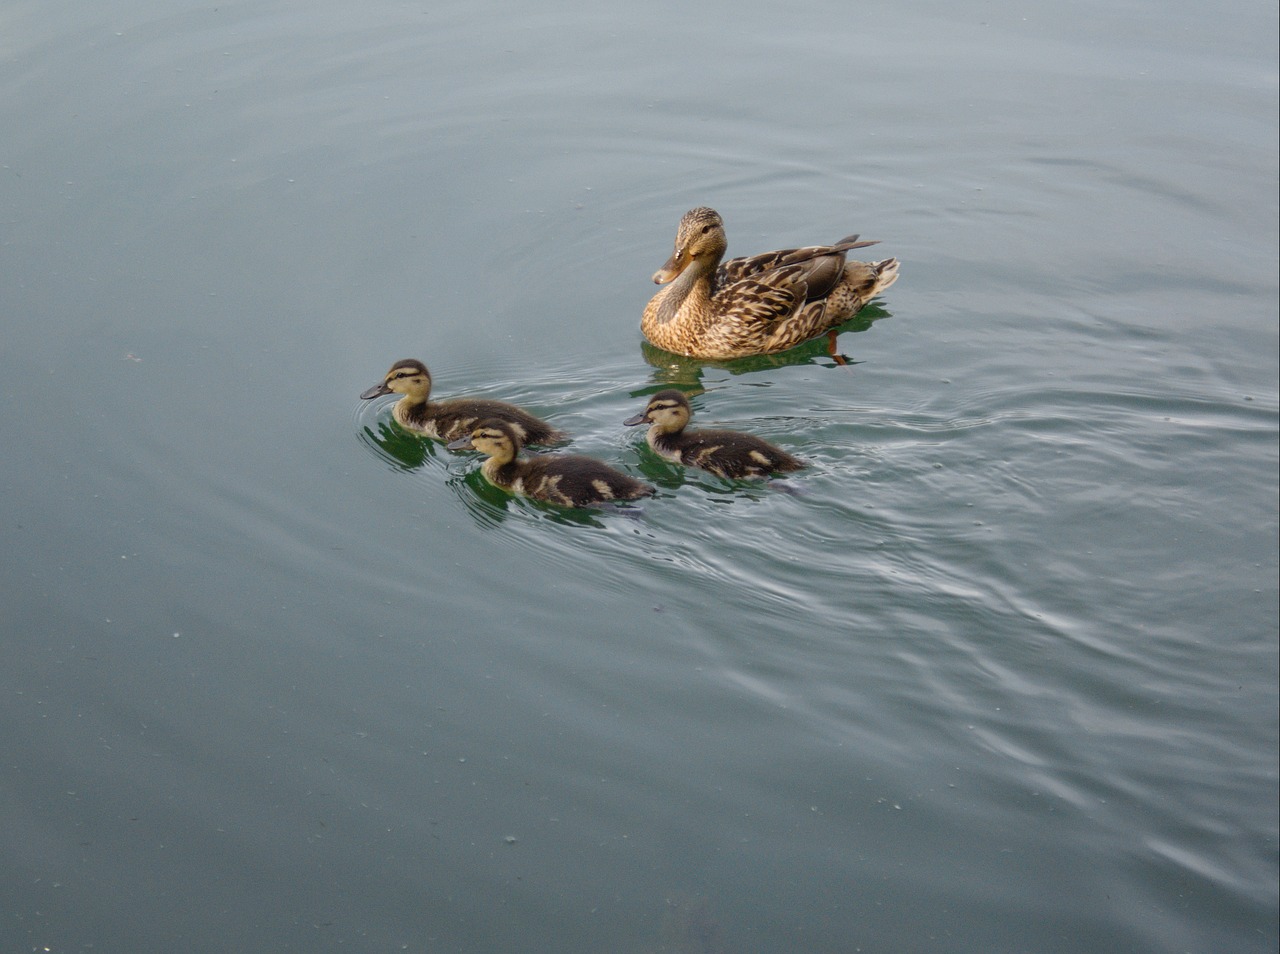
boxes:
[448,419,654,507]
[642,207,899,359]
[624,390,804,479]
[360,359,566,444]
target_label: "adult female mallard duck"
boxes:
[448,419,654,507]
[642,207,899,359]
[360,359,566,445]
[623,390,804,479]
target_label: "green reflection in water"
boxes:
[636,302,891,389]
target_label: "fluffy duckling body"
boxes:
[642,207,899,359]
[624,390,804,479]
[361,359,566,444]
[448,419,654,507]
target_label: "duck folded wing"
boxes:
[716,235,879,298]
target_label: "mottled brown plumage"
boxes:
[624,390,804,479]
[642,207,899,359]
[360,359,566,445]
[448,419,654,507]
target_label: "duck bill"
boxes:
[360,382,392,399]
[651,249,687,284]
[445,436,475,451]
[622,412,649,427]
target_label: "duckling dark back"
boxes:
[667,429,804,479]
[519,454,655,508]
[429,399,565,446]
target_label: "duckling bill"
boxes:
[448,418,654,508]
[361,359,566,445]
[624,390,804,479]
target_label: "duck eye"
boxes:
[701,225,711,234]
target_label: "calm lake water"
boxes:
[2,1,1276,951]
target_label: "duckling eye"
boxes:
[701,224,712,234]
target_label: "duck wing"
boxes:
[716,235,879,300]
[707,269,810,349]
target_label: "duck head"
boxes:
[624,389,693,433]
[652,207,727,284]
[446,418,521,464]
[361,358,432,401]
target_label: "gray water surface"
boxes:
[2,1,1277,952]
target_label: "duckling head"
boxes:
[624,389,692,434]
[446,418,521,464]
[360,359,432,402]
[652,207,727,284]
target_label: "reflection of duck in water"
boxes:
[358,419,432,471]
[448,419,653,508]
[637,322,884,389]
[625,390,804,479]
[360,359,566,444]
[642,207,898,360]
